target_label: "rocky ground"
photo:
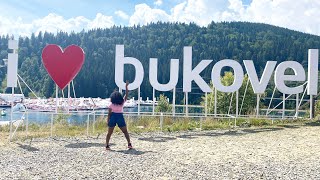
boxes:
[0,125,320,179]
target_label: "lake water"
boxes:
[0,106,151,125]
[0,105,204,125]
[0,106,189,124]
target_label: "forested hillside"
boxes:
[0,21,319,103]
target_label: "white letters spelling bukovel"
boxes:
[115,45,319,95]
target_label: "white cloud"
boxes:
[129,0,232,26]
[0,13,115,37]
[230,0,320,35]
[129,4,171,26]
[171,0,229,26]
[154,0,163,6]
[1,0,320,37]
[87,13,114,29]
[115,10,129,20]
[0,16,33,37]
[128,0,320,35]
[33,13,90,34]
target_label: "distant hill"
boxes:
[0,21,319,103]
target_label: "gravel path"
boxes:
[0,125,320,179]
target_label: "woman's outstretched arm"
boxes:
[124,80,129,100]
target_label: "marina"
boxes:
[0,95,165,125]
[0,106,154,125]
[0,92,161,111]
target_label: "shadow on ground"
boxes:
[65,142,113,148]
[276,125,300,129]
[16,143,40,152]
[176,134,198,139]
[241,127,284,133]
[305,120,320,126]
[138,127,285,142]
[138,136,176,142]
[112,148,154,155]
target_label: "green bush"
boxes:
[54,113,70,125]
[155,94,172,113]
[250,118,271,126]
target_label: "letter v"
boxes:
[243,60,277,94]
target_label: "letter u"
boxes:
[149,58,179,91]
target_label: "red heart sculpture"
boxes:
[42,44,85,89]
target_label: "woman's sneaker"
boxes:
[128,143,133,149]
[106,145,111,150]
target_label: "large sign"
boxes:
[115,45,319,95]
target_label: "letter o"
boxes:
[211,59,244,92]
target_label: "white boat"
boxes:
[77,98,90,110]
[1,109,6,116]
[140,97,158,106]
[12,103,26,112]
[95,98,111,109]
[124,99,137,108]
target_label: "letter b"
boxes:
[115,45,144,90]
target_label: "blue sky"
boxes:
[0,0,319,37]
[1,0,147,20]
[1,0,251,20]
